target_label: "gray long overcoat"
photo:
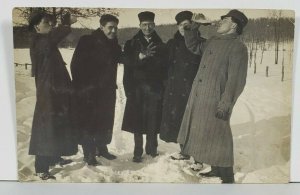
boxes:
[177,28,248,167]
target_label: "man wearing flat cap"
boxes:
[122,11,167,163]
[71,14,122,166]
[28,11,78,180]
[177,9,249,183]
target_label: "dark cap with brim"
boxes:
[175,11,193,25]
[138,11,155,23]
[221,9,248,28]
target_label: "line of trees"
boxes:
[13,7,119,26]
[13,8,294,51]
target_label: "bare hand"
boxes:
[191,13,212,25]
[215,109,229,121]
[141,42,157,57]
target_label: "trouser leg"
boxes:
[81,132,96,160]
[218,166,235,183]
[134,133,143,157]
[145,131,158,155]
[179,144,184,151]
[94,134,108,156]
[35,155,52,173]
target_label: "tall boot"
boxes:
[219,166,235,183]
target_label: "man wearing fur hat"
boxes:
[71,14,122,166]
[177,9,249,183]
[122,11,167,163]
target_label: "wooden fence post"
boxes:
[281,65,284,82]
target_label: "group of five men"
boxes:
[28,9,248,183]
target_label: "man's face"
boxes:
[217,17,237,35]
[140,21,155,37]
[34,17,54,34]
[178,20,191,36]
[101,21,118,39]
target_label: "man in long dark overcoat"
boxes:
[28,12,78,180]
[122,11,167,163]
[160,11,205,163]
[70,14,122,165]
[177,10,249,183]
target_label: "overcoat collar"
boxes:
[213,32,238,40]
[133,30,163,44]
[91,28,119,46]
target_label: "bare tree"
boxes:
[270,10,282,65]
[14,7,119,27]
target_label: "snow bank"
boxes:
[14,47,293,183]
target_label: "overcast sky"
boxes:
[13,8,294,29]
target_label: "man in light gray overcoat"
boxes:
[177,9,249,183]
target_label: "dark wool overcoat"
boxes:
[177,28,248,167]
[160,31,203,143]
[29,25,78,156]
[70,29,122,144]
[122,30,167,134]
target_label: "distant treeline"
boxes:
[13,17,294,48]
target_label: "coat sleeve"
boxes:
[218,42,248,113]
[70,36,90,88]
[30,44,37,77]
[123,39,142,68]
[48,25,71,46]
[122,40,137,96]
[184,23,206,55]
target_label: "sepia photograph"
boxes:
[12,7,294,183]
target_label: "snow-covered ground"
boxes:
[14,46,293,183]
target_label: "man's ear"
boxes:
[231,22,237,31]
